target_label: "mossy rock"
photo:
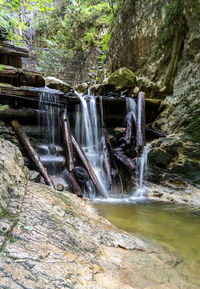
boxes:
[108,67,136,90]
[45,77,72,93]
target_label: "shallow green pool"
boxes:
[94,199,200,285]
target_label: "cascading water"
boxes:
[38,89,65,184]
[133,146,148,198]
[75,91,107,197]
[126,97,148,199]
[126,97,137,122]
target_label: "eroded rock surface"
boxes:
[0,137,199,288]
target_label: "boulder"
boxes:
[108,67,136,90]
[45,76,72,93]
[74,82,88,94]
[148,135,200,186]
[89,83,115,95]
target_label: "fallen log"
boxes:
[102,130,112,186]
[11,120,55,188]
[61,109,74,171]
[106,135,124,195]
[125,112,135,145]
[65,169,83,198]
[114,149,136,172]
[136,91,145,155]
[71,135,107,198]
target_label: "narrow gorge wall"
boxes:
[106,0,200,139]
[105,0,200,186]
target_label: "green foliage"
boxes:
[0,0,54,43]
[0,104,9,111]
[31,0,113,51]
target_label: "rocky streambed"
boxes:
[1,137,200,288]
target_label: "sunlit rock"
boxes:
[108,67,136,90]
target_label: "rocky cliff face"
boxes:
[105,0,200,186]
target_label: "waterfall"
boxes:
[126,97,148,199]
[132,146,148,198]
[75,92,107,197]
[126,97,137,122]
[38,90,62,176]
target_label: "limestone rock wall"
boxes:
[105,0,200,140]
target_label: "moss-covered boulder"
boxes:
[108,67,136,90]
[45,77,72,93]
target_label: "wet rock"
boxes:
[57,184,64,191]
[73,82,88,94]
[136,76,161,99]
[45,76,72,93]
[148,134,200,186]
[108,67,136,90]
[48,143,57,155]
[89,83,115,95]
[113,127,126,139]
[29,170,40,182]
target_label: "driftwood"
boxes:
[71,135,107,198]
[136,91,145,155]
[125,112,135,145]
[102,131,112,186]
[61,110,74,171]
[65,169,83,198]
[114,149,136,172]
[11,120,55,188]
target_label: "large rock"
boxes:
[89,83,115,95]
[108,67,136,90]
[73,82,88,94]
[148,134,200,186]
[45,76,72,93]
[0,137,28,211]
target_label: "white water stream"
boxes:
[75,92,107,197]
[126,97,148,199]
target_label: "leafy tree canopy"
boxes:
[0,0,54,43]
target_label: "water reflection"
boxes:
[94,200,200,285]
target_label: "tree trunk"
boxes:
[114,149,136,172]
[65,169,83,198]
[11,120,55,188]
[136,91,145,155]
[125,112,135,145]
[71,135,107,198]
[61,109,74,171]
